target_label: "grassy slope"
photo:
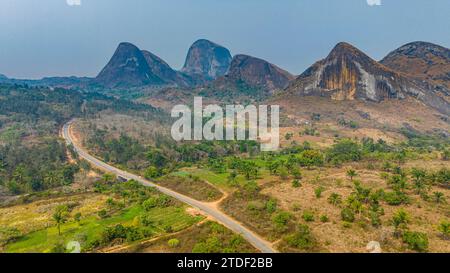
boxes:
[5,204,203,253]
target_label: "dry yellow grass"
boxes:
[261,163,450,253]
[0,193,109,234]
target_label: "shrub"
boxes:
[139,214,155,227]
[437,221,450,238]
[285,132,294,140]
[345,195,363,214]
[50,241,66,253]
[314,187,324,198]
[265,199,278,214]
[342,222,352,228]
[402,231,429,252]
[272,211,293,232]
[292,180,301,188]
[369,211,382,228]
[247,200,265,211]
[292,169,302,179]
[0,227,22,246]
[384,190,409,206]
[433,192,446,204]
[74,212,82,223]
[142,197,158,210]
[443,150,450,161]
[142,195,171,211]
[126,228,144,242]
[284,224,316,250]
[144,166,161,179]
[163,225,173,233]
[168,238,180,248]
[302,211,315,222]
[98,209,108,219]
[192,236,223,253]
[392,209,409,236]
[242,181,260,195]
[229,234,245,248]
[328,193,342,206]
[100,224,143,245]
[320,215,329,223]
[326,139,362,165]
[341,208,355,222]
[432,168,449,188]
[278,166,289,180]
[298,150,324,168]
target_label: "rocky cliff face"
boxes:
[225,54,294,91]
[286,42,449,115]
[95,42,163,88]
[141,50,192,88]
[181,39,232,82]
[381,41,450,100]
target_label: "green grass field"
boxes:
[173,166,273,191]
[5,205,203,253]
[173,169,232,190]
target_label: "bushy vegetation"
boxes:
[402,231,429,252]
[191,222,251,253]
[284,224,316,251]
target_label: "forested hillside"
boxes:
[0,84,166,196]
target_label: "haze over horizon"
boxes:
[0,0,449,79]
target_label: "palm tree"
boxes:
[392,209,409,237]
[328,193,342,206]
[411,168,428,194]
[433,192,446,204]
[53,205,69,236]
[438,221,450,238]
[346,169,358,182]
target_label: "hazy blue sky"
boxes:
[0,0,449,79]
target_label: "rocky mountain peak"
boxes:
[381,41,450,94]
[181,39,232,81]
[286,42,450,115]
[95,42,163,88]
[226,54,294,90]
[382,41,449,61]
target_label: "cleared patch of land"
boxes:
[156,175,223,202]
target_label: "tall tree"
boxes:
[53,205,69,236]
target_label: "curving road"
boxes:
[62,120,276,253]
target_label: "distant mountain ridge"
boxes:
[0,74,92,88]
[1,39,449,116]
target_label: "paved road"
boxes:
[62,121,276,253]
